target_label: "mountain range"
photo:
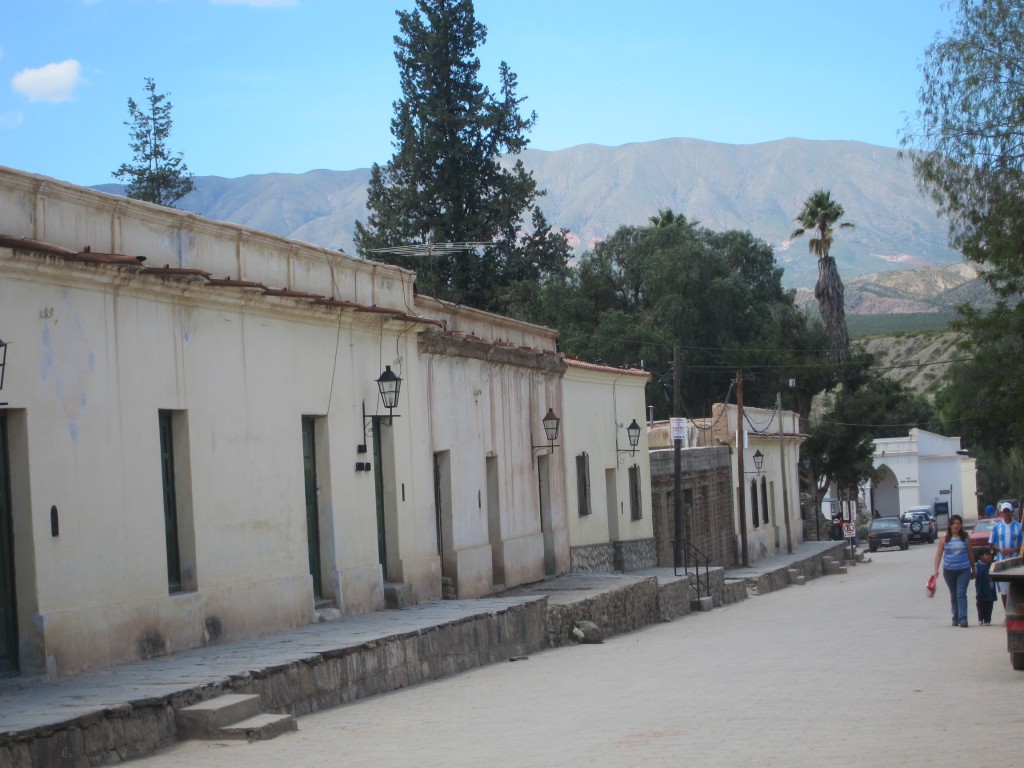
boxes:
[92,137,963,290]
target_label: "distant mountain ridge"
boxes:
[92,137,962,289]
[796,262,994,316]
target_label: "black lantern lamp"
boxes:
[360,365,403,455]
[752,449,764,472]
[376,365,402,416]
[617,418,642,457]
[533,408,561,454]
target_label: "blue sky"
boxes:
[1,0,953,188]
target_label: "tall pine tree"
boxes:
[113,77,194,207]
[354,0,568,317]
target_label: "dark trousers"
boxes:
[978,598,994,624]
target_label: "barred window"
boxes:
[628,464,642,520]
[760,476,769,525]
[576,452,591,516]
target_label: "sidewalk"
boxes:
[0,540,848,767]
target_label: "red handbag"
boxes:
[926,573,937,598]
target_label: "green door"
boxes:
[301,417,322,599]
[0,413,18,677]
[159,411,182,593]
[371,418,388,580]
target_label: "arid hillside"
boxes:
[854,331,965,399]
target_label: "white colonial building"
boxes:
[864,428,978,522]
[0,166,650,679]
[561,359,653,572]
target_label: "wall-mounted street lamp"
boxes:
[376,365,402,418]
[359,365,404,458]
[532,408,560,454]
[752,449,764,472]
[616,418,642,457]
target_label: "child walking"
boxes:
[976,548,997,625]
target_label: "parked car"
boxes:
[970,519,999,553]
[901,505,935,523]
[904,512,937,544]
[867,517,908,552]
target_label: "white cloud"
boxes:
[11,60,83,103]
[212,0,297,6]
[0,111,23,129]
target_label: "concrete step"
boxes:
[824,558,848,575]
[315,606,343,623]
[787,568,806,586]
[384,582,408,609]
[176,694,262,739]
[218,713,297,741]
[691,595,714,612]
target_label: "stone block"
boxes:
[176,694,261,739]
[218,713,297,741]
[573,620,604,643]
[693,596,715,612]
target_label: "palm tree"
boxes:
[648,209,697,229]
[791,189,854,362]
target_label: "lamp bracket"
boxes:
[360,400,399,452]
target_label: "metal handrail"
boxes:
[673,538,711,602]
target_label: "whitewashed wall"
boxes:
[562,361,653,558]
[870,429,978,520]
[0,169,446,675]
[0,166,602,677]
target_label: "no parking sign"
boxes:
[843,522,856,538]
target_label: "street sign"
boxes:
[670,418,687,442]
[843,522,856,538]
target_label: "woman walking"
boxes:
[933,514,976,627]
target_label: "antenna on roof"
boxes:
[367,241,491,258]
[367,241,492,297]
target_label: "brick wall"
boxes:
[650,446,737,567]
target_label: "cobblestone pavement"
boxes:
[131,542,1020,768]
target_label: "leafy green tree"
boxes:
[535,214,790,416]
[354,0,569,317]
[112,77,194,207]
[791,189,854,362]
[805,372,939,513]
[935,304,1024,452]
[902,0,1024,458]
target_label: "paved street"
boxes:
[133,542,1020,768]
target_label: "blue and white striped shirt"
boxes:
[989,520,1023,561]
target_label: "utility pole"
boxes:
[672,346,683,571]
[778,391,792,554]
[736,371,749,566]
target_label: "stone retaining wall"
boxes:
[252,601,549,717]
[657,579,695,621]
[546,578,660,648]
[0,599,550,768]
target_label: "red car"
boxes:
[970,519,999,553]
